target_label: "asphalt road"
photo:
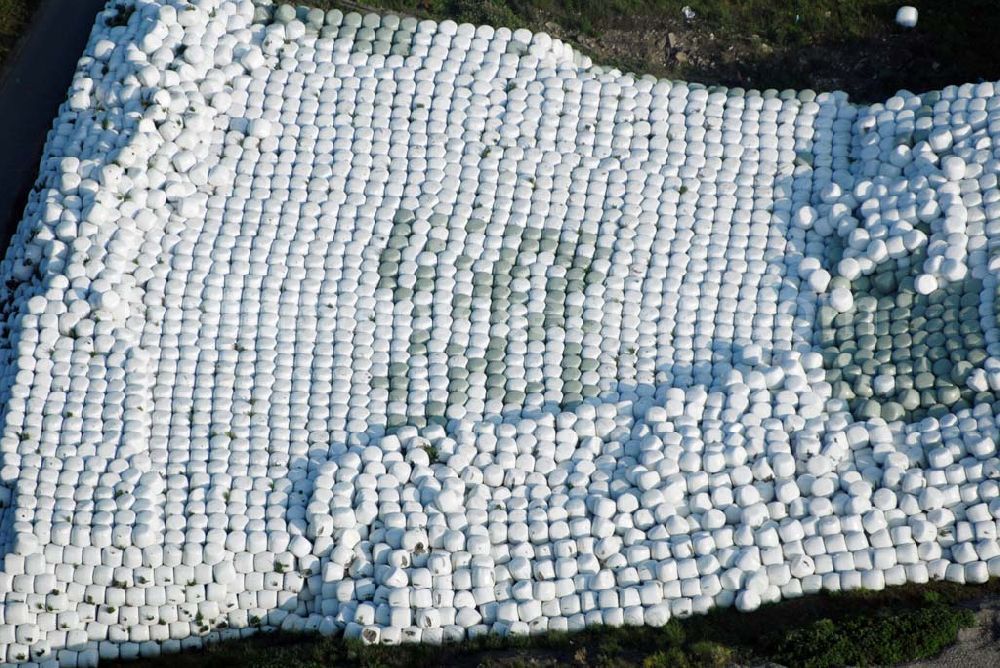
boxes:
[0,0,106,254]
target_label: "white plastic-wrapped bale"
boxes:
[0,0,999,664]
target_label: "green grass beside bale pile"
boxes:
[769,608,974,668]
[106,580,993,668]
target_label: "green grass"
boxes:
[106,579,995,668]
[770,607,975,668]
[0,0,38,68]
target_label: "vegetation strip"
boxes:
[105,581,989,667]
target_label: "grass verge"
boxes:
[106,579,993,668]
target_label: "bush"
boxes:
[642,648,689,668]
[661,620,686,648]
[689,641,734,668]
[770,606,976,668]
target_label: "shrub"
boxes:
[689,641,734,668]
[642,648,689,668]
[771,606,976,668]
